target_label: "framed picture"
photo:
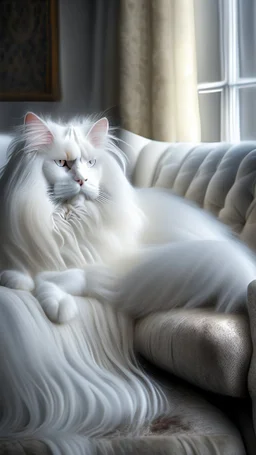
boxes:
[0,0,60,101]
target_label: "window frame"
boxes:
[197,0,256,142]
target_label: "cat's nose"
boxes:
[75,178,87,186]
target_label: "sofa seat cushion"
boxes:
[0,376,247,455]
[135,309,252,397]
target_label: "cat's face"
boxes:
[42,139,103,202]
[24,113,113,204]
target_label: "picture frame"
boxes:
[0,0,60,101]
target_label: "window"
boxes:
[194,0,256,142]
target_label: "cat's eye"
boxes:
[55,160,66,167]
[87,158,96,168]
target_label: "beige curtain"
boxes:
[119,0,201,142]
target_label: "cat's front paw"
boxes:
[0,270,34,292]
[34,280,78,324]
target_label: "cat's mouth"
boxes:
[50,181,100,204]
[79,183,99,201]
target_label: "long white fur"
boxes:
[0,114,165,452]
[115,239,256,317]
[0,113,255,454]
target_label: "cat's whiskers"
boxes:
[97,189,111,205]
[47,187,57,204]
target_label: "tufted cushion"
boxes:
[121,133,256,252]
[135,309,252,398]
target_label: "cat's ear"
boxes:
[86,118,109,148]
[24,112,53,149]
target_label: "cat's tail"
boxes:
[116,239,256,318]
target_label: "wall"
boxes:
[0,0,92,132]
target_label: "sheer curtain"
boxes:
[119,0,201,142]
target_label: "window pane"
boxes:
[239,86,256,139]
[238,0,256,78]
[194,0,222,83]
[199,91,222,142]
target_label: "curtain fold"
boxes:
[119,0,201,142]
[88,0,120,123]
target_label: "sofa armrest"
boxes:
[247,280,256,435]
[135,308,252,397]
[118,130,150,180]
[119,130,197,187]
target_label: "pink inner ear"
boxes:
[24,112,53,146]
[87,118,109,148]
[25,112,39,125]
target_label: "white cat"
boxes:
[0,113,255,452]
[0,112,255,323]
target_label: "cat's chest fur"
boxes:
[53,197,140,269]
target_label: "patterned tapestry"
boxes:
[0,0,59,100]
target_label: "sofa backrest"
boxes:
[120,131,256,253]
[0,134,13,170]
